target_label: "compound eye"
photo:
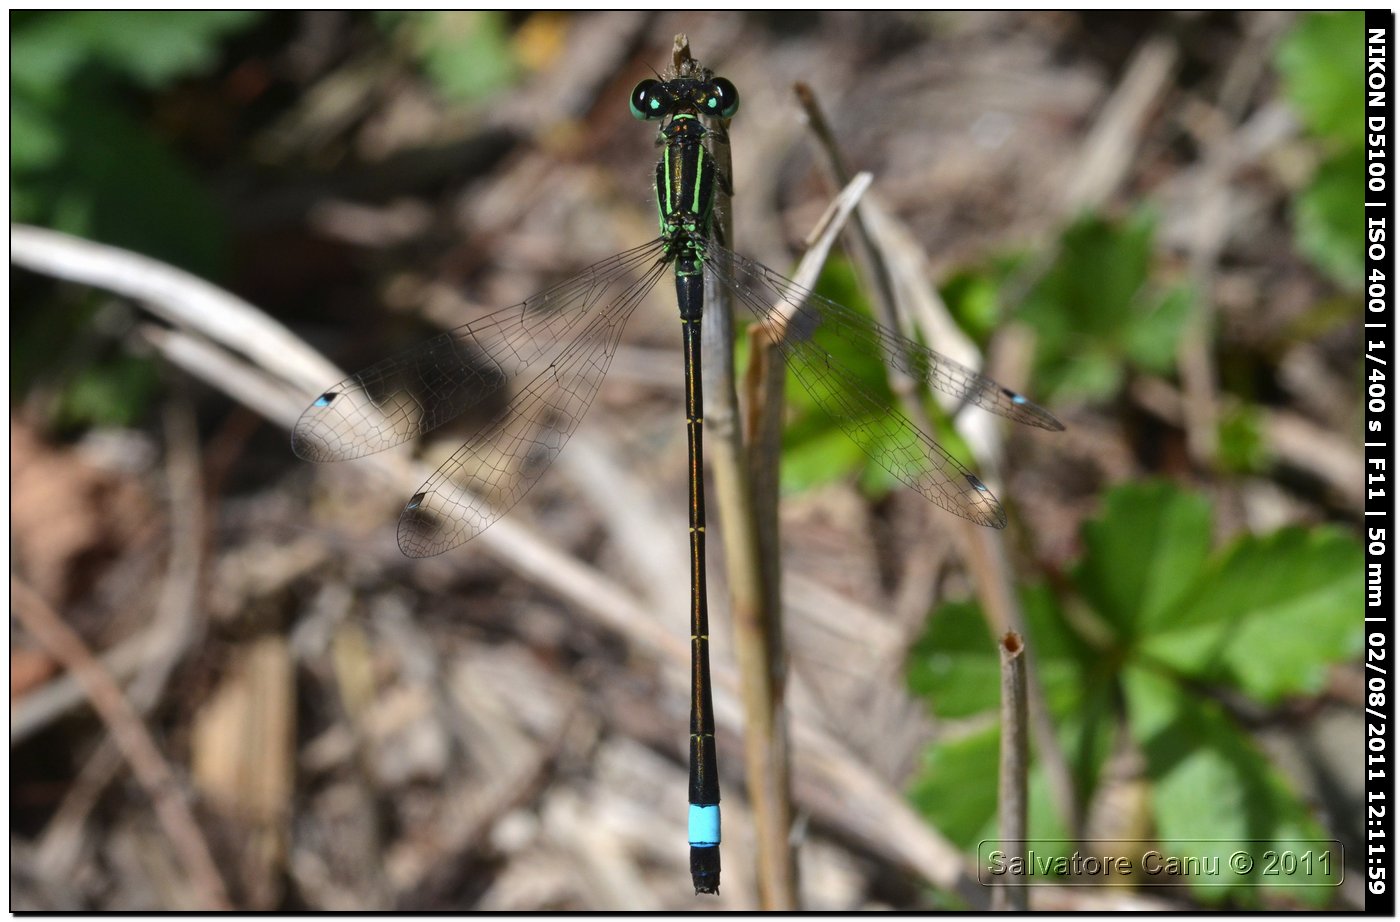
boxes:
[705,77,739,119]
[629,79,669,120]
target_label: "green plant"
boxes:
[772,258,915,496]
[383,11,520,103]
[908,481,1361,906]
[12,11,259,431]
[1011,211,1192,401]
[11,11,258,275]
[1276,11,1366,289]
[774,213,1193,498]
[939,210,1194,418]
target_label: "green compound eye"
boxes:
[708,78,739,119]
[630,79,669,120]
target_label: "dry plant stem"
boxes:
[793,84,1085,837]
[139,320,693,668]
[994,633,1029,912]
[13,630,151,741]
[793,83,912,393]
[673,32,798,908]
[10,579,232,910]
[1178,15,1286,470]
[738,311,796,908]
[1060,35,1178,211]
[192,635,297,908]
[6,223,668,654]
[8,226,341,397]
[34,396,208,879]
[962,526,1079,837]
[729,170,879,908]
[10,221,974,899]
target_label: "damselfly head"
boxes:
[629,76,739,122]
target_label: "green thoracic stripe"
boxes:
[693,144,706,215]
[663,142,674,217]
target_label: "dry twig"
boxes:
[33,396,208,883]
[993,632,1028,912]
[11,579,232,910]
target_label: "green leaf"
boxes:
[907,585,1093,720]
[1141,527,1364,703]
[778,421,877,494]
[909,725,1001,846]
[940,269,1003,342]
[1276,13,1367,289]
[764,258,929,496]
[1123,285,1192,374]
[10,11,252,276]
[907,599,1003,718]
[14,94,227,275]
[910,706,1105,852]
[405,12,519,102]
[1276,12,1365,142]
[1217,405,1266,473]
[1124,666,1335,905]
[10,89,64,173]
[58,353,161,430]
[1072,482,1214,636]
[1045,347,1122,398]
[905,478,1358,903]
[1020,212,1155,341]
[12,11,257,91]
[1294,146,1366,289]
[1016,211,1182,399]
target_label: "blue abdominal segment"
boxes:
[688,804,721,847]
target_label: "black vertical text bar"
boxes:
[1366,9,1395,916]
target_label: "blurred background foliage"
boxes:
[10,10,1367,910]
[1276,10,1367,288]
[12,10,256,274]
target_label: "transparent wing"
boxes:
[292,239,669,463]
[706,245,1064,431]
[397,258,671,557]
[705,246,1062,528]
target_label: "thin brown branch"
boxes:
[734,170,874,909]
[994,632,1029,912]
[10,579,232,910]
[34,395,209,881]
[961,523,1082,841]
[793,82,911,390]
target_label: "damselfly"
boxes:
[293,55,1062,895]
